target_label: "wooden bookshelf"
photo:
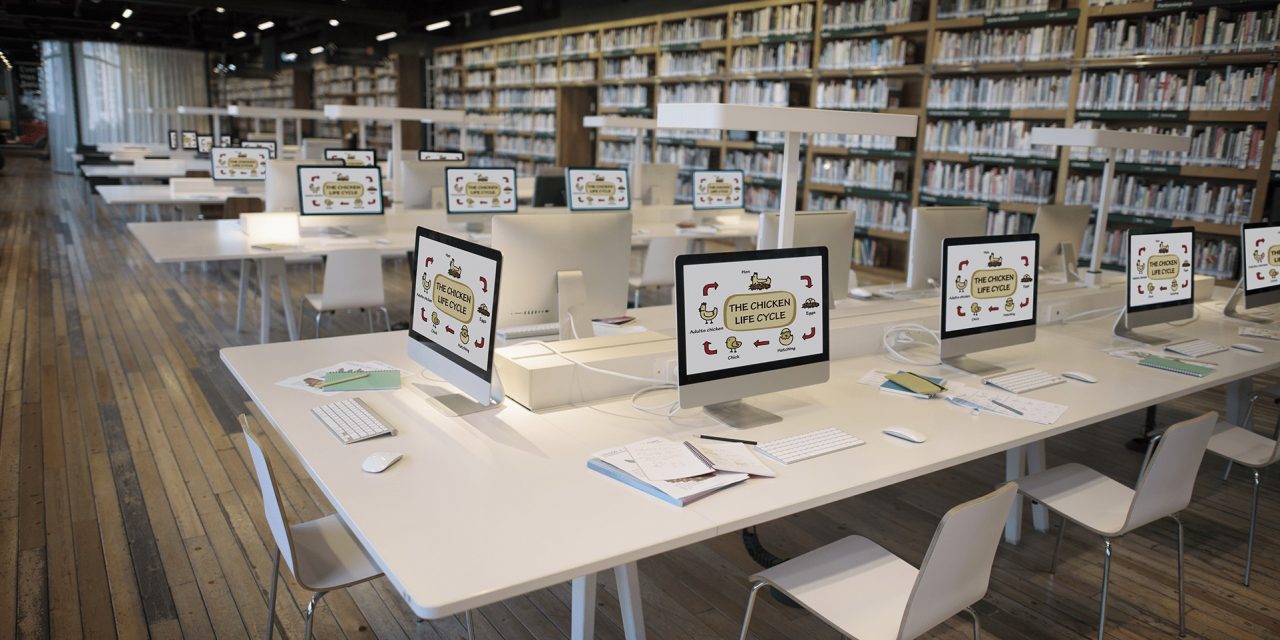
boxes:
[431,0,1280,283]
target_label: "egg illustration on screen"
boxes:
[1170,280,1179,293]
[725,336,742,353]
[459,326,470,344]
[1004,298,1014,312]
[478,303,490,318]
[955,275,967,293]
[779,328,794,346]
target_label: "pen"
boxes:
[318,372,370,389]
[699,435,758,446]
[990,399,1024,416]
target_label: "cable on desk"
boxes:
[882,323,942,366]
[1059,305,1122,324]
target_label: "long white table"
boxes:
[221,293,1276,638]
[97,184,266,221]
[81,160,208,178]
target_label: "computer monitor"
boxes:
[1226,222,1280,321]
[566,167,631,211]
[639,163,678,205]
[301,138,343,160]
[168,130,178,150]
[324,148,376,167]
[491,212,630,339]
[219,134,233,146]
[445,168,518,213]
[297,165,385,229]
[675,247,830,428]
[242,140,277,159]
[899,206,988,295]
[1116,227,1195,344]
[532,169,566,208]
[409,227,504,414]
[691,170,745,210]
[420,150,465,161]
[1032,204,1091,284]
[400,159,465,209]
[757,211,854,303]
[940,233,1040,374]
[180,130,198,150]
[196,135,214,155]
[265,159,303,211]
[210,147,269,193]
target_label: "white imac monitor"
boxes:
[691,170,745,211]
[639,163,678,206]
[675,247,830,428]
[324,148,376,167]
[490,212,631,340]
[296,165,386,230]
[1116,227,1195,344]
[899,206,988,296]
[209,147,269,194]
[757,211,854,303]
[400,159,466,208]
[242,140,277,159]
[566,167,631,211]
[1226,222,1280,322]
[265,159,303,212]
[940,233,1040,374]
[410,227,504,414]
[301,138,344,160]
[1032,204,1090,284]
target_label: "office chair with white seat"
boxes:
[738,483,1017,640]
[298,249,390,338]
[1208,386,1280,586]
[1018,411,1216,639]
[629,237,690,307]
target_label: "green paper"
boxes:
[321,370,402,392]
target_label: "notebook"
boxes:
[588,446,747,507]
[1137,355,1213,378]
[321,370,402,392]
[880,372,947,399]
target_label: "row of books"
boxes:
[809,156,906,191]
[1064,175,1254,225]
[434,52,459,68]
[433,70,461,89]
[818,37,915,70]
[937,0,1048,19]
[464,48,495,67]
[561,60,596,82]
[658,127,721,141]
[499,112,556,134]
[1069,121,1269,169]
[727,80,792,107]
[1076,66,1276,111]
[822,0,917,30]
[987,210,1035,236]
[923,119,1058,158]
[657,51,725,78]
[934,24,1076,65]
[563,33,598,56]
[810,132,900,150]
[726,149,787,180]
[435,93,463,109]
[732,4,815,38]
[496,36,560,62]
[464,92,492,109]
[1193,236,1241,281]
[495,135,555,158]
[1078,224,1124,267]
[493,67,527,86]
[494,88,557,108]
[853,237,895,268]
[659,82,723,103]
[536,64,558,85]
[927,75,1070,110]
[814,78,904,110]
[745,185,781,213]
[600,141,653,165]
[604,56,652,80]
[730,42,813,74]
[1085,8,1280,58]
[655,144,712,169]
[659,17,725,45]
[603,25,656,52]
[806,192,911,233]
[921,161,1056,203]
[601,85,649,108]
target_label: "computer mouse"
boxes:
[882,427,926,444]
[849,288,874,299]
[1232,343,1265,353]
[361,452,403,473]
[1061,371,1097,383]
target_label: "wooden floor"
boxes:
[3,156,1280,639]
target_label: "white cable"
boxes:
[630,385,681,417]
[1060,305,1122,324]
[524,340,668,384]
[882,323,942,366]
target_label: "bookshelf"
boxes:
[313,59,400,155]
[432,0,1280,284]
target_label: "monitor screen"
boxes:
[420,150,465,161]
[1243,222,1280,296]
[297,165,385,216]
[196,135,214,154]
[242,141,277,159]
[676,247,829,386]
[219,134,233,147]
[210,147,269,181]
[168,130,178,150]
[566,167,630,211]
[180,130,198,150]
[445,168,518,213]
[411,228,502,384]
[941,234,1039,340]
[691,170,745,210]
[1127,228,1194,313]
[324,148,376,167]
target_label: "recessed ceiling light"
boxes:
[228,63,237,70]
[232,30,246,39]
[376,31,397,41]
[281,52,298,62]
[329,19,339,27]
[121,8,133,18]
[215,6,226,13]
[110,21,122,30]
[489,5,522,16]
[309,46,324,55]
[426,20,451,31]
[257,20,274,31]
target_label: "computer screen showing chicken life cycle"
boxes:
[1128,228,1194,312]
[210,147,269,181]
[942,234,1039,338]
[691,170,745,210]
[324,148,376,167]
[1243,222,1280,301]
[566,168,631,211]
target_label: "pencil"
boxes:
[318,372,370,389]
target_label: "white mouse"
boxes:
[882,427,926,443]
[849,288,874,299]
[1232,343,1265,353]
[1061,371,1097,383]
[361,452,403,473]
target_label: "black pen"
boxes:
[699,434,758,446]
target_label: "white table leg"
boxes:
[571,573,597,640]
[236,259,250,333]
[1227,377,1253,426]
[278,263,298,342]
[257,258,274,344]
[614,563,646,640]
[1027,440,1050,533]
[1004,446,1026,544]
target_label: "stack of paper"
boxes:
[588,436,774,506]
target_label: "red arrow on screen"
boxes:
[425,256,434,268]
[703,341,717,355]
[800,275,813,288]
[1138,284,1145,294]
[753,340,770,347]
[1182,280,1189,289]
[445,326,455,334]
[703,282,719,296]
[1257,238,1267,247]
[1021,256,1030,267]
[474,337,485,349]
[958,259,970,270]
[1182,244,1189,254]
[1138,247,1146,255]
[988,305,999,312]
[1258,272,1266,280]
[1020,298,1030,308]
[479,276,488,292]
[956,306,966,317]
[421,308,429,321]
[802,327,816,340]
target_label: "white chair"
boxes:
[1208,387,1280,586]
[629,237,690,307]
[738,483,1017,640]
[1018,411,1216,639]
[298,249,390,338]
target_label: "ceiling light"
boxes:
[489,5,522,17]
[328,19,339,27]
[110,21,122,30]
[228,63,237,71]
[232,30,246,39]
[376,31,397,41]
[426,20,451,31]
[215,6,226,13]
[257,20,274,31]
[121,8,133,18]
[309,45,324,55]
[281,52,298,62]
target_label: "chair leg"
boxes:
[1172,514,1186,636]
[964,606,980,640]
[1245,470,1261,587]
[1223,460,1234,480]
[1050,515,1067,575]
[315,312,322,339]
[265,550,281,640]
[738,582,767,640]
[303,591,326,640]
[465,609,474,640]
[382,307,391,332]
[1097,538,1112,640]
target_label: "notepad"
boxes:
[1137,355,1213,378]
[320,370,401,392]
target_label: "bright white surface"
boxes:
[82,160,209,178]
[1030,127,1191,152]
[228,105,326,120]
[177,105,231,116]
[656,103,917,137]
[97,184,261,206]
[323,104,467,124]
[583,115,657,129]
[127,218,419,262]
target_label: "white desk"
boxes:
[81,160,208,178]
[97,184,266,221]
[221,295,1274,638]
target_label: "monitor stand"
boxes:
[1223,280,1271,323]
[1060,242,1082,283]
[419,374,505,417]
[1113,311,1170,345]
[941,356,1005,376]
[557,270,595,341]
[704,400,781,430]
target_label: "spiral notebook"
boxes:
[1138,355,1213,378]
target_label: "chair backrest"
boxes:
[222,196,265,218]
[1123,411,1216,531]
[637,237,691,287]
[242,418,298,577]
[898,482,1018,640]
[321,249,385,309]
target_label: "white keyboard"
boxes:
[1165,339,1227,358]
[755,428,865,465]
[496,322,560,341]
[881,287,938,300]
[983,368,1066,394]
[311,398,396,444]
[1240,326,1280,340]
